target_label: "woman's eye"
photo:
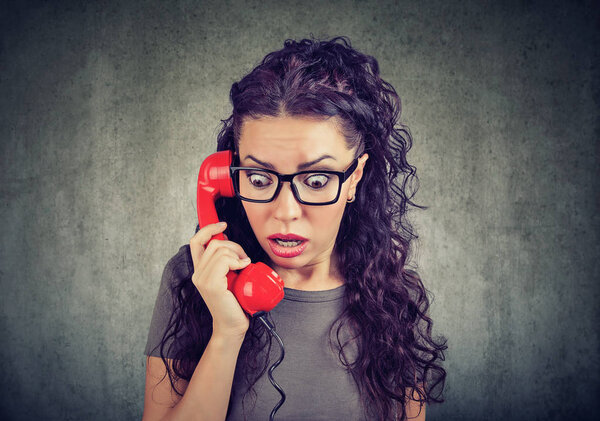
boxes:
[304,174,330,189]
[248,172,273,188]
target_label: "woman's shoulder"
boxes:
[161,244,194,286]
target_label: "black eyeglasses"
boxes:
[230,158,359,205]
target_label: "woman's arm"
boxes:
[142,332,245,421]
[143,222,253,420]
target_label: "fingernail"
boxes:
[242,257,251,261]
[217,222,227,227]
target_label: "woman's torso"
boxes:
[227,285,366,421]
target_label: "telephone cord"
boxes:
[256,313,286,421]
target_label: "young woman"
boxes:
[143,37,446,421]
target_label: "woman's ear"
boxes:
[347,153,369,199]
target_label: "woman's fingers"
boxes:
[204,237,249,261]
[190,222,226,265]
[198,247,250,279]
[189,222,252,295]
[190,222,249,270]
[195,251,251,291]
[188,225,251,336]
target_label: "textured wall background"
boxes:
[1,0,598,420]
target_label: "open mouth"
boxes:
[273,238,303,247]
[267,238,308,258]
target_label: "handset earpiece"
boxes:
[196,150,236,233]
[196,150,284,316]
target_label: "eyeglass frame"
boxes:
[229,157,359,206]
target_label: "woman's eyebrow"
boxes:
[243,154,337,170]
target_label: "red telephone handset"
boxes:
[196,150,284,316]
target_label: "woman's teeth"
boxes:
[274,239,302,247]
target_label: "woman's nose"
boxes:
[272,181,302,221]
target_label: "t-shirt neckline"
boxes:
[283,284,346,302]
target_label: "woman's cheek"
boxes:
[242,204,267,239]
[312,204,346,235]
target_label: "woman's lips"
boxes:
[267,233,308,241]
[267,238,308,258]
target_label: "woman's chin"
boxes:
[268,255,307,269]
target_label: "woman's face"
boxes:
[237,115,368,273]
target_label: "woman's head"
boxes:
[235,114,369,273]
[216,36,418,265]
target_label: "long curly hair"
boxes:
[158,36,447,420]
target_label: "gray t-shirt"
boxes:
[144,245,367,420]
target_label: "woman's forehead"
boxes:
[237,115,354,160]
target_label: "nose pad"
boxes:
[273,181,302,219]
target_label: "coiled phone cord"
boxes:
[256,313,286,421]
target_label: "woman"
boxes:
[143,37,446,421]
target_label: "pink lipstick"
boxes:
[267,233,309,258]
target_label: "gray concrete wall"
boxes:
[1,0,598,420]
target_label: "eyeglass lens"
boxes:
[236,169,340,203]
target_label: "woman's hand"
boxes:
[190,222,251,339]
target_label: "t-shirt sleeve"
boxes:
[144,245,193,357]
